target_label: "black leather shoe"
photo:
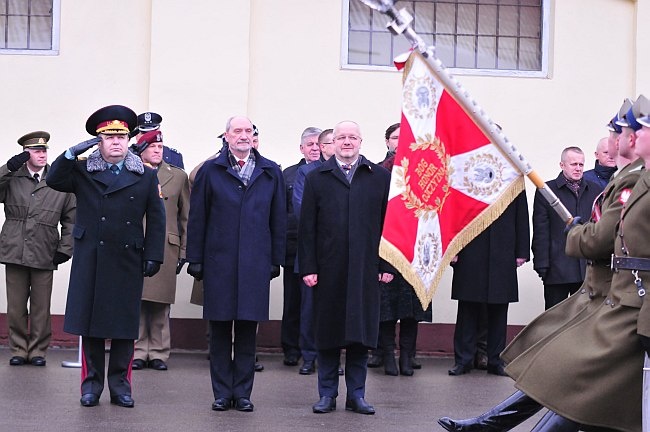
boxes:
[80,393,99,407]
[411,355,422,369]
[132,359,146,370]
[448,364,472,376]
[338,366,344,376]
[234,397,254,412]
[30,356,46,366]
[149,359,168,371]
[312,396,336,413]
[345,397,375,415]
[487,364,508,376]
[283,353,299,366]
[255,361,264,372]
[211,398,231,411]
[299,360,315,375]
[110,394,135,408]
[474,353,488,370]
[9,356,26,366]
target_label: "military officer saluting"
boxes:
[0,131,75,367]
[46,105,166,408]
[131,111,185,169]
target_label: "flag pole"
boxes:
[355,0,573,224]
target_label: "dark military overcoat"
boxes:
[46,150,165,339]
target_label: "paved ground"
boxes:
[0,348,545,432]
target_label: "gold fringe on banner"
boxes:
[379,177,525,310]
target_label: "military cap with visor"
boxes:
[18,131,50,149]
[615,95,649,132]
[85,105,137,136]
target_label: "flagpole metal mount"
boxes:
[356,0,573,224]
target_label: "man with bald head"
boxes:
[583,137,617,191]
[186,115,286,412]
[299,121,391,415]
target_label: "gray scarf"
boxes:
[86,149,145,175]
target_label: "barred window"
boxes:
[343,0,548,76]
[1,0,59,55]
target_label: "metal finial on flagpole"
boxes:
[356,0,573,224]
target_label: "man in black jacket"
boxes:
[532,146,601,309]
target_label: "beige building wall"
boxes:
[0,0,642,326]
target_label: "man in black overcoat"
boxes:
[46,105,165,408]
[299,120,391,415]
[448,190,529,376]
[532,146,601,309]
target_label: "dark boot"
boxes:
[530,411,579,432]
[437,391,543,432]
[379,321,398,376]
[398,319,417,376]
[399,354,413,376]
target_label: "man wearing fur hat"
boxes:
[0,131,75,367]
[130,130,189,371]
[46,105,165,408]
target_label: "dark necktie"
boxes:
[238,160,246,168]
[33,173,39,183]
[110,165,119,175]
[342,164,352,172]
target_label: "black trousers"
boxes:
[81,337,133,397]
[317,344,368,399]
[453,301,508,368]
[280,265,301,357]
[209,320,257,400]
[543,282,582,310]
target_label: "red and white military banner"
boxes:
[379,50,525,308]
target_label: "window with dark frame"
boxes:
[347,0,543,72]
[1,0,54,51]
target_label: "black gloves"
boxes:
[564,216,582,234]
[187,263,203,281]
[535,267,548,280]
[53,252,71,266]
[143,260,161,277]
[270,265,281,280]
[69,137,101,157]
[639,335,650,357]
[7,151,30,172]
[176,258,187,275]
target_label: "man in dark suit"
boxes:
[46,105,166,408]
[280,127,321,368]
[299,120,391,415]
[186,115,286,413]
[448,190,530,377]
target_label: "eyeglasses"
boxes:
[334,135,361,143]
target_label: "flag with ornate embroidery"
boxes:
[379,50,525,309]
